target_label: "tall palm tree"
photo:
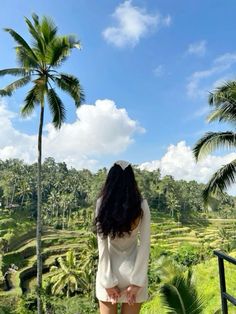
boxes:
[0,14,84,313]
[193,81,236,204]
[50,250,86,297]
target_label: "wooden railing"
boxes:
[214,250,236,314]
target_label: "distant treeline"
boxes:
[0,157,235,224]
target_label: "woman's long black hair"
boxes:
[94,163,143,239]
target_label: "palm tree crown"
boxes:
[193,80,236,203]
[50,250,85,297]
[0,13,84,126]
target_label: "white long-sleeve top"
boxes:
[95,197,151,302]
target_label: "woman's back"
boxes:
[95,196,150,303]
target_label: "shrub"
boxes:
[0,218,16,228]
[173,243,201,266]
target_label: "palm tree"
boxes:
[193,81,236,204]
[160,270,204,314]
[0,14,84,313]
[50,250,86,297]
[79,232,98,300]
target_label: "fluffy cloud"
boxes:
[187,40,207,57]
[0,101,37,162]
[187,52,236,98]
[0,99,144,170]
[139,141,236,195]
[103,0,171,48]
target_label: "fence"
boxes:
[214,250,236,314]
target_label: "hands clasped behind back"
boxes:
[105,284,141,305]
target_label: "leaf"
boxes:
[47,88,66,128]
[0,68,30,77]
[24,16,45,55]
[21,85,41,117]
[202,159,236,205]
[192,132,236,161]
[160,272,205,314]
[54,73,85,106]
[0,75,31,96]
[4,28,38,62]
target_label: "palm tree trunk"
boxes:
[36,103,44,314]
[10,178,16,206]
[62,206,65,229]
[21,193,25,208]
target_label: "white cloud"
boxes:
[153,65,164,77]
[102,0,171,48]
[214,52,236,67]
[193,105,210,118]
[187,52,236,98]
[139,141,236,195]
[0,101,37,163]
[187,40,207,57]
[0,99,144,170]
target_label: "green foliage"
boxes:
[0,158,235,230]
[160,270,204,314]
[44,295,98,314]
[173,244,205,267]
[141,292,170,313]
[0,218,16,228]
[193,80,236,204]
[49,250,86,297]
[14,293,37,314]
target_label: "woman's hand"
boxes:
[105,286,121,304]
[125,285,141,305]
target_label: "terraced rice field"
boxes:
[1,211,236,298]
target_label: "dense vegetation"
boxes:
[0,158,236,313]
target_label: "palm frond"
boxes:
[192,132,236,161]
[160,272,205,314]
[202,159,236,204]
[4,28,38,63]
[21,85,41,117]
[47,37,70,67]
[0,75,31,96]
[207,102,236,124]
[54,73,85,106]
[31,13,40,28]
[15,46,39,68]
[209,80,236,106]
[0,68,30,77]
[24,16,45,55]
[52,273,68,295]
[41,16,58,44]
[57,256,68,272]
[66,250,76,268]
[47,88,66,128]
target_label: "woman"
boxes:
[94,160,151,314]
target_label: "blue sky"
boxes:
[0,0,236,193]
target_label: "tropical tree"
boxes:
[79,232,98,300]
[49,250,86,297]
[193,81,236,204]
[0,14,84,313]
